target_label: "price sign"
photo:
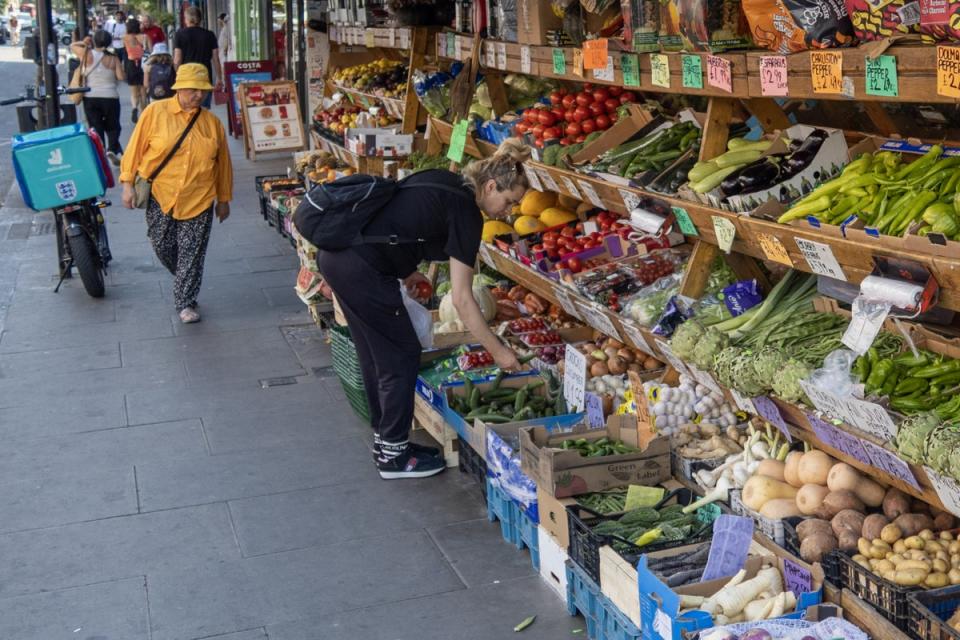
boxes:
[690,365,722,395]
[671,206,698,236]
[681,55,703,89]
[585,391,606,427]
[811,51,843,94]
[559,176,582,200]
[522,164,543,191]
[650,53,670,88]
[783,558,813,596]
[564,345,588,412]
[619,188,642,212]
[583,38,608,69]
[712,216,736,253]
[621,320,655,357]
[759,56,789,96]
[496,42,507,70]
[756,232,793,266]
[800,382,897,441]
[388,29,396,48]
[702,515,755,582]
[729,388,756,415]
[621,53,640,88]
[578,180,606,209]
[593,55,615,82]
[552,48,566,75]
[553,286,582,320]
[654,339,691,377]
[706,55,732,93]
[478,242,495,269]
[925,467,960,517]
[795,238,846,281]
[521,46,532,74]
[536,168,560,193]
[579,302,623,341]
[447,119,469,163]
[364,30,376,48]
[866,55,899,97]
[485,43,496,68]
[807,412,871,465]
[842,301,890,355]
[937,46,960,98]
[399,29,410,50]
[572,49,584,76]
[861,440,922,491]
[446,32,456,58]
[898,1,921,25]
[752,395,792,442]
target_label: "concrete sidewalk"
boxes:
[0,103,579,639]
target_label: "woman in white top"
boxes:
[71,30,125,165]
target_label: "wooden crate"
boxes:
[413,392,459,467]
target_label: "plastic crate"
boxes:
[669,449,724,484]
[486,476,517,545]
[565,561,602,639]
[839,549,918,629]
[328,325,365,388]
[782,516,841,586]
[456,436,487,497]
[599,592,643,640]
[567,488,716,584]
[909,585,960,640]
[730,489,786,546]
[255,174,287,224]
[338,377,371,423]
[517,507,540,571]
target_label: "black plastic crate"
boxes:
[255,175,287,224]
[910,585,960,640]
[669,449,724,484]
[457,436,487,497]
[839,549,918,630]
[782,516,841,586]
[567,488,715,584]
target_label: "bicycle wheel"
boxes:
[67,232,105,298]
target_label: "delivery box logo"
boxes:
[48,148,63,166]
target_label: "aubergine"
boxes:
[782,129,828,176]
[720,157,783,196]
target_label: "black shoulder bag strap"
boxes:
[358,181,476,246]
[147,108,202,184]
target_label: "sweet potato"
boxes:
[796,518,833,541]
[832,509,866,538]
[882,487,911,520]
[815,490,865,520]
[911,499,932,515]
[935,511,957,531]
[894,513,935,538]
[800,532,838,563]
[862,514,891,541]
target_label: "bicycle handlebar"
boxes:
[0,86,90,107]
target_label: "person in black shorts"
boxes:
[309,139,530,480]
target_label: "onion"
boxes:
[603,346,620,361]
[605,338,624,349]
[607,356,627,375]
[590,361,609,377]
[591,349,608,361]
[617,348,636,364]
[642,356,661,370]
[627,363,642,373]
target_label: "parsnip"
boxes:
[702,567,782,617]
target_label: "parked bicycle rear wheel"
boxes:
[67,232,104,298]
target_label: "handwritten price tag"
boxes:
[806,411,871,465]
[578,180,606,209]
[559,176,581,200]
[521,46,532,74]
[619,188,642,212]
[861,440,922,491]
[552,48,566,75]
[811,51,843,94]
[650,53,670,88]
[446,119,469,163]
[690,365,722,395]
[523,164,543,191]
[757,232,793,267]
[800,382,897,441]
[706,55,732,93]
[795,237,846,281]
[485,43,496,68]
[729,388,756,415]
[585,391,606,427]
[759,56,788,97]
[536,168,560,193]
[621,53,640,87]
[712,216,736,253]
[572,48,584,76]
[621,320,655,356]
[925,467,960,517]
[593,55,615,82]
[583,39,608,69]
[682,55,703,89]
[866,55,898,97]
[654,339,691,377]
[579,302,623,341]
[752,395,792,442]
[783,558,813,596]
[496,42,507,70]
[937,46,960,98]
[564,345,588,412]
[553,286,582,320]
[365,30,376,48]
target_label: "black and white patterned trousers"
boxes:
[145,197,214,311]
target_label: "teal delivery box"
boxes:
[12,124,107,211]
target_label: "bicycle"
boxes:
[2,84,113,298]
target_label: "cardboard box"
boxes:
[344,127,413,157]
[538,525,569,602]
[537,487,577,549]
[517,0,563,45]
[486,421,540,521]
[519,415,671,497]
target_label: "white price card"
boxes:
[523,164,543,191]
[620,320,655,356]
[564,343,588,412]
[485,42,496,68]
[592,55,615,82]
[795,237,847,281]
[712,216,737,253]
[618,188,642,212]
[799,380,898,441]
[690,365,722,395]
[925,467,960,518]
[579,302,623,341]
[578,179,606,209]
[729,388,757,415]
[842,301,890,355]
[478,243,495,269]
[400,29,410,50]
[496,42,507,70]
[536,168,561,193]
[553,286,583,320]
[559,176,582,200]
[653,608,673,640]
[521,46,532,74]
[654,339,691,377]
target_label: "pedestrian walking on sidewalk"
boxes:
[122,18,149,122]
[119,63,233,324]
[71,30,125,166]
[172,7,221,109]
[306,139,529,480]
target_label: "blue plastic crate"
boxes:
[485,476,516,545]
[12,123,106,210]
[565,561,602,639]
[599,592,643,640]
[516,508,540,571]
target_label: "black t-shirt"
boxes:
[173,27,218,78]
[354,170,482,277]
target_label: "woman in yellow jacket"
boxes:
[119,63,233,323]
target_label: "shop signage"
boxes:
[224,60,274,137]
[237,80,306,159]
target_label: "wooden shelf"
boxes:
[331,84,406,120]
[329,25,416,50]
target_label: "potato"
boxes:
[832,510,866,538]
[889,553,906,566]
[883,487,912,520]
[854,554,871,569]
[894,568,929,586]
[908,550,929,561]
[862,514,891,541]
[800,533,838,563]
[942,531,956,542]
[952,553,960,566]
[950,541,960,554]
[874,559,895,573]
[895,514,935,538]
[858,537,873,558]
[934,558,949,573]
[894,540,908,554]
[934,512,956,531]
[882,570,897,582]
[838,531,860,552]
[815,490,866,520]
[926,572,950,588]
[937,551,950,563]
[881,523,904,544]
[797,518,834,541]
[950,568,960,585]
[898,559,931,571]
[870,544,891,559]
[926,540,945,554]
[920,529,936,541]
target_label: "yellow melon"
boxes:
[519,190,557,217]
[482,220,514,242]
[558,193,582,209]
[539,207,577,227]
[514,215,548,236]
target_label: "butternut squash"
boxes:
[783,451,804,488]
[797,450,835,485]
[827,462,885,507]
[757,459,786,482]
[796,483,831,515]
[759,498,803,519]
[742,475,799,511]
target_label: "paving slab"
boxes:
[0,390,127,438]
[428,518,539,588]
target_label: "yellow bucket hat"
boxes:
[171,63,213,91]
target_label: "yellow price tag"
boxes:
[625,486,666,511]
[937,46,960,98]
[650,53,670,88]
[712,216,736,253]
[572,49,584,77]
[810,50,843,94]
[756,232,794,266]
[364,30,376,48]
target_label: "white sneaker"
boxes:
[178,308,201,324]
[106,151,120,167]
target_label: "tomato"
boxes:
[609,112,619,124]
[597,212,611,224]
[575,134,586,143]
[514,122,529,135]
[559,137,571,146]
[575,91,593,107]
[549,90,564,105]
[582,240,597,250]
[413,280,433,302]
[581,119,596,134]
[532,124,545,138]
[583,83,594,91]
[567,257,583,273]
[543,236,557,250]
[532,243,545,253]
[590,231,602,242]
[546,249,559,260]
[524,108,538,123]
[600,220,612,232]
[565,122,582,137]
[595,114,611,130]
[575,221,585,233]
[562,109,575,123]
[561,93,576,110]
[608,86,623,97]
[560,226,577,238]
[620,91,637,104]
[544,231,559,242]
[604,98,620,113]
[589,102,605,117]
[573,106,590,122]
[551,107,565,122]
[538,110,557,127]
[543,126,561,140]
[592,88,610,103]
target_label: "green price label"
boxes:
[672,206,698,236]
[446,32,456,58]
[865,55,898,97]
[621,53,640,87]
[552,48,566,75]
[447,119,469,163]
[681,55,703,89]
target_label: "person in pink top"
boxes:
[123,17,148,123]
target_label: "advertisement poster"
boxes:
[224,60,274,137]
[238,80,306,159]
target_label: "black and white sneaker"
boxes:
[371,439,441,461]
[377,450,445,479]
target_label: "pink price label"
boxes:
[759,56,788,96]
[752,396,791,442]
[861,440,922,491]
[706,55,733,93]
[806,412,871,465]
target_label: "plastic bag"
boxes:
[808,348,859,398]
[658,0,684,50]
[920,0,960,40]
[622,0,661,51]
[846,0,921,41]
[698,616,869,640]
[742,0,856,52]
[400,283,434,350]
[675,0,754,51]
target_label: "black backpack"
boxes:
[149,62,175,100]
[293,173,472,251]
